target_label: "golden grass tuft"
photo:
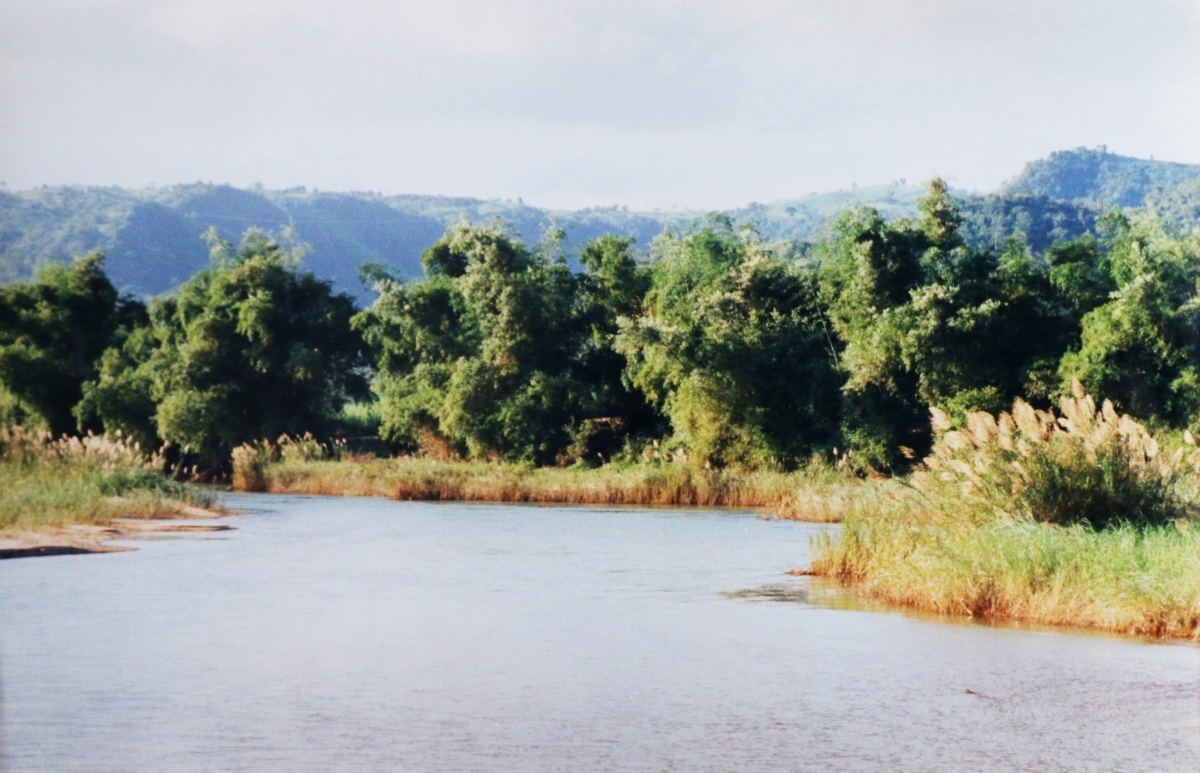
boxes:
[0,425,214,530]
[813,386,1200,639]
[231,436,869,521]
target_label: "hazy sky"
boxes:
[2,0,1199,209]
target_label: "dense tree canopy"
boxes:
[1058,215,1200,426]
[76,230,367,467]
[820,181,1076,469]
[356,224,655,464]
[0,254,145,435]
[8,179,1200,476]
[617,217,840,468]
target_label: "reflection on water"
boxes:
[1,494,1198,772]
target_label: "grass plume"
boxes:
[0,425,214,530]
[813,386,1200,639]
[232,435,868,521]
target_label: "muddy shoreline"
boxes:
[0,507,232,559]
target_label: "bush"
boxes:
[917,382,1194,529]
[811,384,1200,637]
[0,425,211,528]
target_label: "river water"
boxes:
[1,493,1198,771]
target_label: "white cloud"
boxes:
[2,0,1199,207]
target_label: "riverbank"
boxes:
[0,427,221,558]
[232,451,872,522]
[812,503,1200,640]
[811,396,1200,640]
[0,515,232,558]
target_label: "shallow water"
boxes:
[2,494,1198,772]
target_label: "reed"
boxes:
[232,435,869,520]
[813,387,1200,639]
[0,426,213,530]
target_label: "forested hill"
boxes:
[1003,147,1200,207]
[0,184,925,299]
[2,147,1198,300]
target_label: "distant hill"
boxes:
[956,193,1098,253]
[8,147,1195,303]
[1002,147,1200,208]
[0,183,930,300]
[1146,178,1200,236]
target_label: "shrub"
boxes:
[0,425,210,528]
[231,441,278,492]
[916,382,1195,529]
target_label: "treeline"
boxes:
[3,181,1199,474]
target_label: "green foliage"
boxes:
[15,163,1200,476]
[1004,146,1200,208]
[0,180,1027,299]
[74,325,160,449]
[812,391,1200,637]
[820,180,1075,470]
[617,217,840,469]
[923,391,1190,529]
[814,499,1200,637]
[0,425,211,529]
[1147,177,1200,237]
[957,192,1097,254]
[357,223,651,465]
[1046,234,1115,319]
[0,254,145,435]
[78,229,367,468]
[1058,215,1200,427]
[1,155,1137,301]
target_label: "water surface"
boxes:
[2,494,1198,771]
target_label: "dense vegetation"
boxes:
[812,389,1200,638]
[0,254,146,436]
[0,425,212,530]
[6,175,1200,481]
[1003,146,1200,208]
[11,164,1200,636]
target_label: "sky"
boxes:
[2,0,1199,210]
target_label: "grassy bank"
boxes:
[1,426,214,531]
[812,393,1200,640]
[232,438,869,521]
[813,505,1200,639]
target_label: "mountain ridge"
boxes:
[3,147,1197,301]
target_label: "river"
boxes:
[2,493,1198,771]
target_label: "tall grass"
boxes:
[231,435,868,521]
[813,386,1200,639]
[0,426,214,530]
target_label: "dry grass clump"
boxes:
[231,435,865,520]
[813,385,1200,639]
[919,382,1196,528]
[0,425,213,530]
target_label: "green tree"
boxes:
[0,254,145,435]
[821,180,1075,469]
[1058,214,1200,426]
[1046,233,1116,320]
[77,230,367,467]
[357,223,646,464]
[616,217,840,469]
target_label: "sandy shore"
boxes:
[0,507,231,559]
